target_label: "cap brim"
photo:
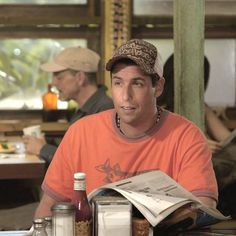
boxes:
[40,60,67,72]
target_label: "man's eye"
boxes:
[113,81,121,86]
[133,81,143,87]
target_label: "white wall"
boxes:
[146,38,236,107]
[205,39,236,107]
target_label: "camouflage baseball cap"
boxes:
[106,39,163,79]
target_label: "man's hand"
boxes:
[35,193,57,218]
[162,204,197,230]
[23,134,46,155]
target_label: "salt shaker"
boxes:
[44,216,52,236]
[51,202,75,236]
[32,218,48,236]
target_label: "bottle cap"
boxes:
[74,172,86,180]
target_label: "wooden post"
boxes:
[174,0,205,130]
[101,0,131,96]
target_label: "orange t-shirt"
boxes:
[42,109,218,202]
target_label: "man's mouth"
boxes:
[121,106,136,113]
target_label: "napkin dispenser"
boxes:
[92,196,132,236]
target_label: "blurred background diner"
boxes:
[0,0,236,233]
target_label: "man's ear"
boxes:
[155,77,165,97]
[75,71,86,86]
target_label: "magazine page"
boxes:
[88,170,195,202]
[109,188,193,226]
[103,170,201,202]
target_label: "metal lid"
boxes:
[33,218,46,228]
[51,202,75,213]
[74,172,86,180]
[44,216,52,222]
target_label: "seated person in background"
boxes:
[23,46,113,164]
[35,39,218,229]
[160,54,236,217]
[159,55,231,154]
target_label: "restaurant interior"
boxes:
[0,0,236,234]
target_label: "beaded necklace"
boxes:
[115,106,162,135]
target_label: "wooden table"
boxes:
[0,154,45,180]
[0,136,46,180]
[0,120,69,136]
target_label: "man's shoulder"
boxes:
[163,110,202,133]
[164,110,194,125]
[71,109,114,126]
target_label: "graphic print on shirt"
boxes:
[95,158,144,184]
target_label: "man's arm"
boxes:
[205,104,230,141]
[35,193,57,218]
[40,143,58,164]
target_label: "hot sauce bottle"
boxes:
[42,83,57,110]
[73,172,92,236]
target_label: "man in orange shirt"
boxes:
[35,39,218,229]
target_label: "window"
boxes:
[146,38,236,107]
[0,0,100,110]
[0,39,86,109]
[0,0,86,4]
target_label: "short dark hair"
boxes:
[110,58,159,87]
[157,54,210,111]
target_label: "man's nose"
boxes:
[122,84,132,101]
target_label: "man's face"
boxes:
[111,63,164,128]
[52,70,80,101]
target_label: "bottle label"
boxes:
[75,219,92,236]
[74,180,86,190]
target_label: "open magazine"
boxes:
[88,170,229,227]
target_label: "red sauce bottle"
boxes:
[73,172,92,236]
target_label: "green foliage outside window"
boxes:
[0,39,86,109]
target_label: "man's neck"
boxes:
[76,85,98,107]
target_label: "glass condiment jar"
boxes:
[51,202,75,236]
[32,218,48,236]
